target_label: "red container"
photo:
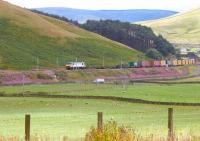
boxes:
[141,61,151,67]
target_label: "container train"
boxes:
[128,59,196,68]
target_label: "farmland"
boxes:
[0,97,200,139]
[1,83,200,103]
[0,83,200,139]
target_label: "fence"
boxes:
[23,108,175,141]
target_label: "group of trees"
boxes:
[31,10,175,59]
[81,20,175,59]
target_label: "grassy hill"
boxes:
[141,8,200,44]
[0,1,144,70]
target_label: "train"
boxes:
[65,62,86,70]
[65,59,196,70]
[128,59,196,68]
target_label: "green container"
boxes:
[128,62,135,67]
[128,62,138,67]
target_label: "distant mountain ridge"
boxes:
[35,7,177,23]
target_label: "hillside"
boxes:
[142,8,200,44]
[0,1,144,70]
[35,7,177,23]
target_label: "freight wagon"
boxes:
[128,59,196,68]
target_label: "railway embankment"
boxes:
[0,65,200,86]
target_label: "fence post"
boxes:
[168,108,173,140]
[25,114,31,141]
[97,112,103,131]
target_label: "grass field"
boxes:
[0,83,200,139]
[0,97,200,139]
[1,83,200,103]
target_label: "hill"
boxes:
[0,1,144,70]
[35,7,177,23]
[141,8,200,44]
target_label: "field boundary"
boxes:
[1,93,200,106]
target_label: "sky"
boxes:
[4,0,200,12]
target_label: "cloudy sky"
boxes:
[4,0,200,12]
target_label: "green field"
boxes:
[1,83,200,103]
[0,1,143,70]
[0,97,200,139]
[0,83,200,139]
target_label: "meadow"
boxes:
[0,83,200,139]
[0,97,200,139]
[1,83,200,103]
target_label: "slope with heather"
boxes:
[142,8,200,44]
[0,1,144,70]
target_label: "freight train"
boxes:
[128,59,196,68]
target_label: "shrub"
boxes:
[145,48,163,59]
[36,73,52,80]
[85,121,136,141]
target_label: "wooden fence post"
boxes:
[25,114,31,141]
[168,108,173,140]
[97,112,103,131]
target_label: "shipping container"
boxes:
[128,62,134,68]
[177,60,182,65]
[185,59,189,65]
[141,61,151,67]
[161,60,167,67]
[153,60,161,67]
[128,62,139,68]
[182,60,186,65]
[172,60,178,66]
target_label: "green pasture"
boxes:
[0,83,200,138]
[0,97,200,139]
[0,83,200,103]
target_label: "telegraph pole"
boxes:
[102,55,105,68]
[22,74,25,95]
[36,57,39,70]
[76,58,78,70]
[120,57,123,69]
[56,57,59,68]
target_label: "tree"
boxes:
[145,48,162,60]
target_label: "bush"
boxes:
[36,73,52,80]
[85,121,136,141]
[145,48,163,59]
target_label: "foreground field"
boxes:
[0,97,200,139]
[0,83,200,103]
